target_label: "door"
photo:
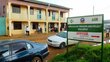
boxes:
[0,17,6,35]
[11,42,32,62]
[0,44,12,62]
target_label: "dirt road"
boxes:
[0,33,66,62]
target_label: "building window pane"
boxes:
[3,5,5,14]
[12,5,21,13]
[13,22,22,30]
[52,11,55,20]
[48,10,51,16]
[60,12,63,17]
[37,9,42,20]
[30,7,34,15]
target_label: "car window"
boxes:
[57,32,67,38]
[0,45,10,58]
[11,42,27,54]
[26,43,33,49]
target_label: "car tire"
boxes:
[32,57,42,62]
[59,43,65,49]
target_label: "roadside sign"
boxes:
[67,14,103,42]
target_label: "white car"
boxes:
[47,31,79,48]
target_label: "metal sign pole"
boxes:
[101,15,104,62]
[66,18,68,62]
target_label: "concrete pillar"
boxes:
[46,8,49,33]
[8,2,12,36]
[9,21,12,36]
[27,6,31,34]
[58,10,61,32]
[28,21,31,35]
[28,6,30,20]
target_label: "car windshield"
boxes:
[57,32,67,38]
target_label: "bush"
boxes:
[49,44,110,62]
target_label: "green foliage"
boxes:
[49,44,110,62]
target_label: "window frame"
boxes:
[12,5,21,13]
[3,5,5,14]
[32,22,38,29]
[13,22,22,30]
[30,7,34,15]
[37,9,42,20]
[11,42,27,55]
[0,44,11,58]
[26,42,33,50]
[48,10,51,16]
[52,11,56,20]
[60,12,63,17]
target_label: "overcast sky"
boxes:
[38,0,110,20]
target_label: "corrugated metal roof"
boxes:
[23,0,70,10]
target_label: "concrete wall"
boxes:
[0,0,8,17]
[11,6,28,21]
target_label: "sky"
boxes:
[38,0,110,20]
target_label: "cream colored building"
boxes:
[0,0,70,36]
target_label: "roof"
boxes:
[23,0,70,10]
[0,39,29,45]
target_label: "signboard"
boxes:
[67,14,103,42]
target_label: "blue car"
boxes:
[0,39,49,62]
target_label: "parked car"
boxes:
[48,31,79,48]
[0,39,49,62]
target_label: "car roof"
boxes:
[0,39,29,45]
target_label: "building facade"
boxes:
[0,0,70,36]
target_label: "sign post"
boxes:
[67,14,104,62]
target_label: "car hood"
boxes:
[48,35,66,42]
[34,43,47,49]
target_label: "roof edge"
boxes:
[23,0,71,10]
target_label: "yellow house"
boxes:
[0,0,70,36]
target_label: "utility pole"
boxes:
[93,6,94,15]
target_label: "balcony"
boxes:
[11,13,28,21]
[60,17,67,22]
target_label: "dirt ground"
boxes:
[0,33,66,62]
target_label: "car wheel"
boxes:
[59,43,65,49]
[32,57,42,62]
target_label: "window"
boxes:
[48,10,51,16]
[37,9,42,20]
[52,11,56,20]
[12,5,21,13]
[12,42,27,54]
[26,43,33,49]
[38,9,41,14]
[60,12,63,17]
[13,22,22,30]
[3,5,5,14]
[30,7,34,15]
[0,45,10,58]
[32,22,38,29]
[57,32,67,38]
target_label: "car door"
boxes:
[10,42,32,62]
[0,44,12,62]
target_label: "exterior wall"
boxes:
[11,6,28,21]
[30,9,46,22]
[11,22,28,35]
[0,0,8,17]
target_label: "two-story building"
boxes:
[0,0,70,36]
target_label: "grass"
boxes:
[49,44,110,62]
